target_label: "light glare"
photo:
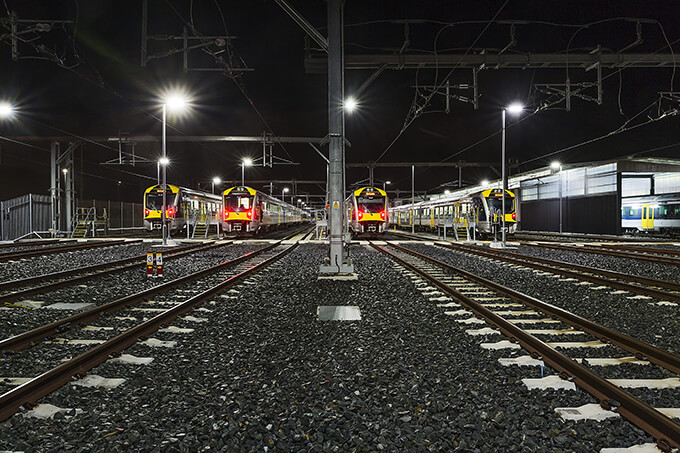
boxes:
[212,177,221,184]
[344,97,357,113]
[506,102,524,114]
[550,161,561,170]
[164,93,189,112]
[481,179,489,187]
[283,187,289,193]
[243,158,253,167]
[159,157,170,166]
[0,102,14,118]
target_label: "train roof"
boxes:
[223,186,307,213]
[144,184,221,201]
[353,186,387,197]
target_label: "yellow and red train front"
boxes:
[222,186,257,233]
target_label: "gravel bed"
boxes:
[0,244,653,451]
[0,242,158,282]
[0,243,264,340]
[405,243,680,354]
[512,243,680,283]
[0,240,78,254]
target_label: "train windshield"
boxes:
[146,191,174,210]
[224,195,253,212]
[486,196,514,213]
[358,196,385,213]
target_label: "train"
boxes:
[143,184,221,234]
[390,188,517,238]
[621,193,680,234]
[345,186,389,235]
[220,186,309,234]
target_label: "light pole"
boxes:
[383,180,391,191]
[241,158,253,187]
[501,102,524,246]
[160,93,189,246]
[282,187,289,204]
[212,176,221,194]
[551,161,563,233]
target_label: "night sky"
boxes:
[1,1,679,204]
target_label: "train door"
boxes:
[430,208,435,228]
[641,204,655,230]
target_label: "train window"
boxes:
[357,196,385,213]
[146,190,173,210]
[486,197,514,213]
[225,195,253,211]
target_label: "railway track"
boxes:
[523,241,680,267]
[0,239,135,263]
[0,240,296,422]
[438,242,680,304]
[515,231,671,243]
[371,241,680,451]
[0,239,74,251]
[0,241,231,306]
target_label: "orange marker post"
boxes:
[146,252,154,277]
[155,252,163,278]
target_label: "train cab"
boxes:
[346,187,389,234]
[144,184,179,231]
[221,186,259,233]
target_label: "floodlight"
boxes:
[444,190,450,195]
[213,177,221,185]
[283,187,289,193]
[164,93,189,112]
[344,97,357,113]
[0,102,14,118]
[481,179,489,187]
[506,103,524,114]
[159,157,170,166]
[550,161,561,170]
[243,158,253,167]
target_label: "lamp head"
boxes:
[550,161,561,170]
[159,157,170,166]
[0,102,15,119]
[283,187,289,193]
[506,102,524,115]
[344,97,357,113]
[481,179,489,187]
[163,93,189,112]
[242,158,253,167]
[212,177,221,185]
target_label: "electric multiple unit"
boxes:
[221,186,308,234]
[143,184,221,233]
[389,188,517,238]
[345,186,389,235]
[621,194,680,234]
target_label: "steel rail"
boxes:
[0,239,72,250]
[515,230,668,243]
[442,242,680,301]
[373,242,680,451]
[385,242,680,374]
[0,241,279,353]
[525,242,680,266]
[0,241,210,291]
[0,242,296,423]
[0,239,136,262]
[0,241,231,305]
[596,243,680,257]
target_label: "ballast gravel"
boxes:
[0,244,654,452]
[0,243,264,339]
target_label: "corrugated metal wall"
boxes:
[520,194,619,234]
[0,194,52,241]
[0,196,145,240]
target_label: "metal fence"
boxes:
[0,194,52,241]
[0,194,145,241]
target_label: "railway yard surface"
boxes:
[0,233,679,452]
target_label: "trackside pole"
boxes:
[320,0,353,274]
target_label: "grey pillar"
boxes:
[50,142,58,236]
[320,0,352,273]
[411,165,415,234]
